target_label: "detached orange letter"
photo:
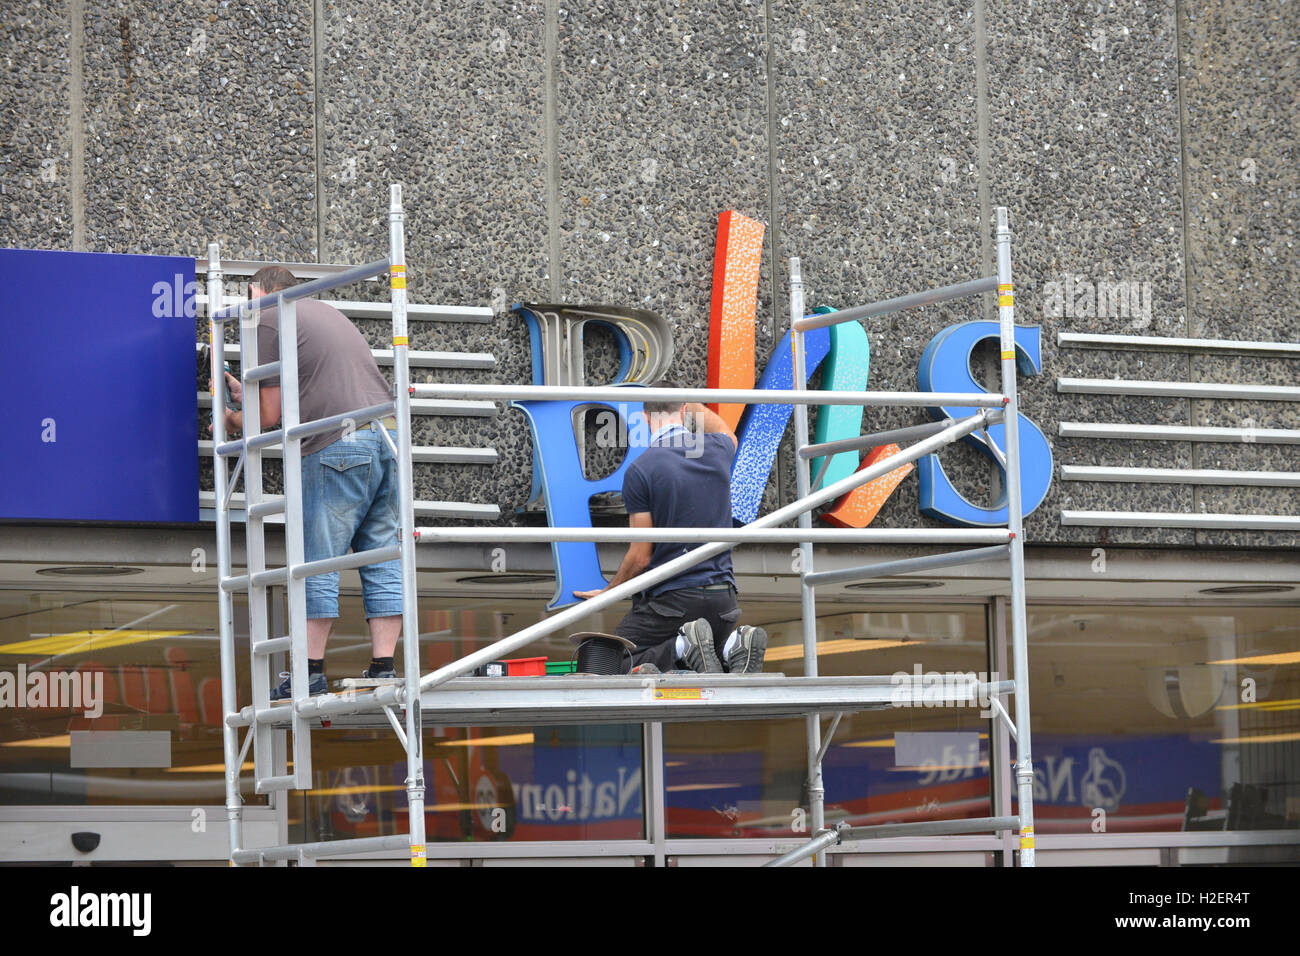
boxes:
[707,211,764,430]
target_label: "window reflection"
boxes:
[299,724,643,844]
[0,590,264,806]
[1020,605,1300,833]
[664,605,993,838]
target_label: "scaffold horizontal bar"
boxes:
[253,637,292,657]
[212,258,390,322]
[220,575,248,593]
[286,401,396,441]
[251,567,289,588]
[841,815,1020,841]
[232,834,411,864]
[242,361,281,384]
[216,430,284,457]
[802,544,1011,587]
[414,527,1014,545]
[793,276,999,332]
[799,418,957,459]
[411,383,1008,408]
[247,497,286,518]
[254,774,297,794]
[291,546,401,580]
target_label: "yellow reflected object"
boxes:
[433,732,534,748]
[764,638,914,662]
[1208,651,1300,667]
[0,629,193,657]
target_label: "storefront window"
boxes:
[289,596,644,842]
[664,604,992,838]
[1020,605,1300,834]
[0,590,263,807]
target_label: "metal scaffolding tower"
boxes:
[209,188,1036,867]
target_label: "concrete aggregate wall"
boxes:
[2,0,1295,547]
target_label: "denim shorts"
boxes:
[300,428,403,619]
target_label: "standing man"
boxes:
[221,266,404,698]
[574,382,767,674]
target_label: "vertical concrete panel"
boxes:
[0,1,73,249]
[987,0,1193,545]
[80,2,315,257]
[772,0,987,528]
[1182,0,1300,549]
[320,1,550,515]
[555,1,772,392]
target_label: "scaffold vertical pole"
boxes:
[389,184,427,867]
[207,244,245,862]
[277,296,314,789]
[996,207,1036,866]
[788,257,826,866]
[237,292,276,789]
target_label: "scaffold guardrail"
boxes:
[209,190,1036,867]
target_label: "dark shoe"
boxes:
[677,619,723,674]
[361,665,398,679]
[630,662,661,675]
[726,626,768,674]
[269,670,327,701]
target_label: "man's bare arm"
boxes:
[573,512,654,599]
[685,402,737,448]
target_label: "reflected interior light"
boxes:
[166,762,294,773]
[843,732,989,750]
[1211,732,1300,745]
[889,762,991,772]
[665,783,740,793]
[433,732,534,748]
[1208,651,1300,666]
[0,629,193,656]
[1216,697,1300,713]
[2,734,72,748]
[309,783,406,796]
[764,638,916,662]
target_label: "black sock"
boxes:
[308,658,325,675]
[370,657,395,673]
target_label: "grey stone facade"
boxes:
[2,0,1295,548]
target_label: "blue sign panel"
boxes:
[0,249,199,522]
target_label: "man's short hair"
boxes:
[250,265,298,295]
[642,380,685,416]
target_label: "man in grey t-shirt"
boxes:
[220,265,404,698]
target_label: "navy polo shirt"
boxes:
[621,424,737,597]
